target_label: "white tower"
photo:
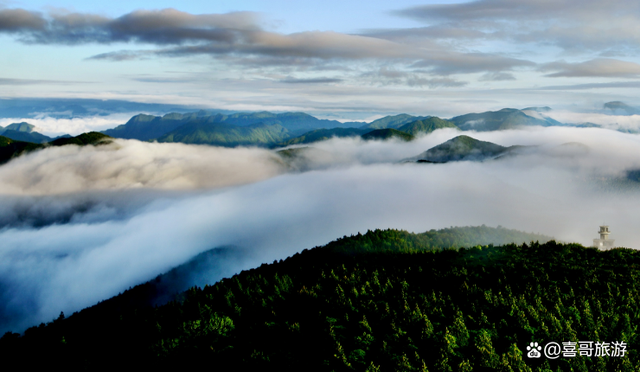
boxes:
[593,225,615,250]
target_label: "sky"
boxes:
[4,0,640,334]
[3,0,640,119]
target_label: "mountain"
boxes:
[360,114,426,130]
[3,122,36,132]
[0,130,52,144]
[0,122,53,144]
[276,127,369,147]
[48,132,112,147]
[0,132,112,164]
[0,98,210,120]
[0,137,43,164]
[103,112,206,141]
[0,225,551,331]
[396,117,458,136]
[603,101,640,115]
[157,121,290,146]
[410,135,518,163]
[521,106,552,112]
[361,128,414,141]
[104,111,357,142]
[451,108,558,131]
[10,226,640,372]
[222,112,355,134]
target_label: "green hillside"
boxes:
[360,114,426,130]
[157,121,290,146]
[0,136,43,163]
[412,135,514,163]
[48,132,112,146]
[103,112,206,141]
[104,111,356,142]
[361,128,414,141]
[0,132,112,164]
[397,117,458,136]
[3,226,640,371]
[277,127,369,146]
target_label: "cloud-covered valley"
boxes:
[1,127,640,334]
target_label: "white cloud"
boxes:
[1,127,640,334]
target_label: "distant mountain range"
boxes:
[2,103,637,156]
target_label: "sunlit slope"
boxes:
[410,135,524,163]
[277,128,369,146]
[361,128,415,141]
[396,117,458,136]
[360,114,428,130]
[157,121,290,146]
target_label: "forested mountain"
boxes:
[104,111,358,142]
[276,117,456,147]
[410,135,524,163]
[0,136,43,164]
[360,114,428,130]
[361,128,415,141]
[157,121,290,146]
[3,226,639,371]
[451,108,560,131]
[397,117,458,136]
[0,132,112,164]
[103,112,210,141]
[277,128,370,146]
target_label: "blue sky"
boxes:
[2,0,640,119]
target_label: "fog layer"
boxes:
[1,127,640,334]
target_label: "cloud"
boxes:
[279,77,343,84]
[479,72,515,81]
[0,8,259,45]
[363,67,467,87]
[544,111,640,132]
[2,127,640,334]
[540,58,640,78]
[0,7,535,77]
[0,139,287,195]
[394,0,640,53]
[0,114,138,136]
[536,81,640,90]
[86,50,148,61]
[0,78,86,85]
[410,52,534,75]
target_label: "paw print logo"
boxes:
[526,342,542,358]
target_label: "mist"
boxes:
[0,140,287,195]
[0,114,138,137]
[2,126,640,334]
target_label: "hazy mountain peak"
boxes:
[4,122,36,133]
[603,101,639,115]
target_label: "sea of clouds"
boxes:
[1,126,640,334]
